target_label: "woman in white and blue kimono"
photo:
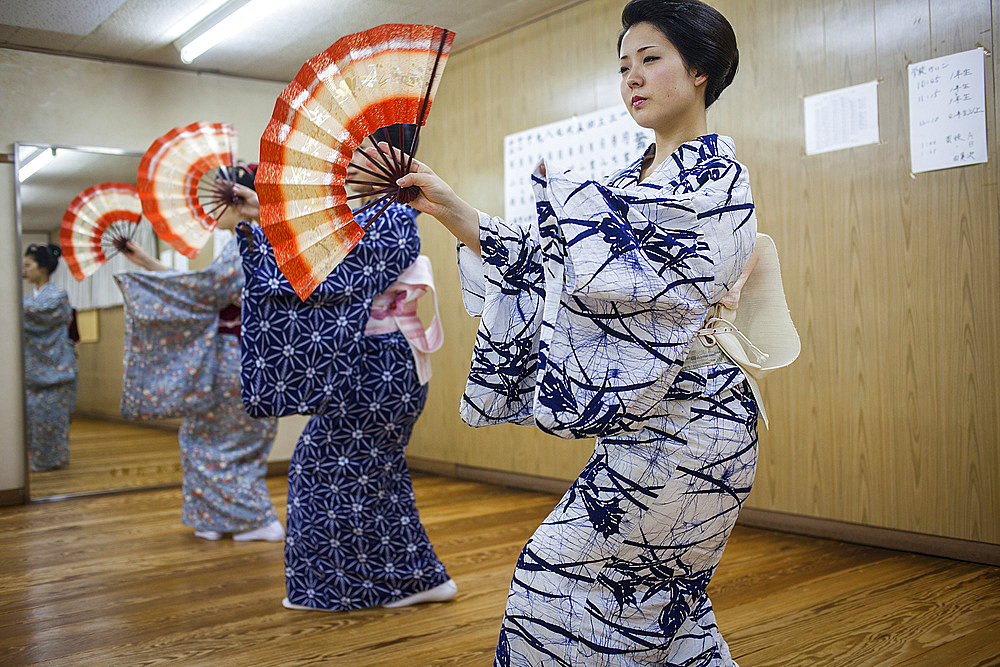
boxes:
[118,167,283,543]
[22,243,78,472]
[390,1,758,663]
[237,125,455,611]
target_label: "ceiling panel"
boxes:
[0,25,88,52]
[0,0,585,82]
[0,0,128,35]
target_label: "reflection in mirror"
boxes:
[16,143,220,500]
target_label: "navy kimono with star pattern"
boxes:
[237,203,450,610]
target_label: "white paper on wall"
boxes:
[803,80,880,155]
[503,106,654,226]
[908,48,988,174]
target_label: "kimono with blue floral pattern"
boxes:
[117,239,278,533]
[458,135,758,666]
[23,283,77,471]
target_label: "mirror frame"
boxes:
[14,141,174,502]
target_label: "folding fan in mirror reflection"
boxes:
[256,23,455,300]
[137,121,241,258]
[60,182,143,281]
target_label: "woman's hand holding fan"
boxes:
[361,144,481,254]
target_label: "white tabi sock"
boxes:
[233,519,285,542]
[382,579,458,608]
[194,530,223,540]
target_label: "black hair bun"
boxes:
[25,243,62,274]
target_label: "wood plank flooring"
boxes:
[29,417,181,499]
[1,473,997,665]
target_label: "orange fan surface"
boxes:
[60,182,143,281]
[137,121,238,258]
[257,23,455,300]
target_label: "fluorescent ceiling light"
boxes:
[176,0,278,64]
[164,0,230,42]
[18,148,55,183]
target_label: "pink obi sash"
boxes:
[364,255,443,385]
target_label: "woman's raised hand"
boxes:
[360,144,481,255]
[122,240,169,271]
[215,181,260,231]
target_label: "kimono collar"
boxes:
[611,133,737,188]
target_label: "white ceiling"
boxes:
[0,0,584,82]
[17,146,142,233]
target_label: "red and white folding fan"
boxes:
[256,23,455,300]
[60,182,143,281]
[137,121,241,258]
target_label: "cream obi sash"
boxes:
[697,233,800,428]
[364,255,444,385]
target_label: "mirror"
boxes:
[16,142,217,500]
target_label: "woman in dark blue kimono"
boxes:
[237,125,454,611]
[22,243,77,472]
[392,1,759,664]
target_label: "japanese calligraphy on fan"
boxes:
[908,48,988,174]
[503,106,654,225]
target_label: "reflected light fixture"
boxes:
[17,148,55,183]
[176,0,278,64]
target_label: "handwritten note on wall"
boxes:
[908,48,988,174]
[503,106,654,226]
[803,80,881,155]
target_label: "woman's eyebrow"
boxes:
[621,45,658,59]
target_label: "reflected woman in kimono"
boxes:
[119,168,283,542]
[237,125,455,611]
[22,243,77,472]
[390,0,757,663]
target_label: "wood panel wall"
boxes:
[407,0,999,545]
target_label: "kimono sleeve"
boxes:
[528,156,757,438]
[23,286,71,334]
[235,204,422,418]
[457,211,547,427]
[538,156,756,307]
[114,245,239,420]
[23,286,77,388]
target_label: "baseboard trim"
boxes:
[737,507,1000,567]
[267,460,290,478]
[405,457,999,567]
[406,455,571,496]
[0,487,26,506]
[73,411,181,432]
[25,462,289,504]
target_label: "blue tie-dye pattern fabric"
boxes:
[457,135,759,665]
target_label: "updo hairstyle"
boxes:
[618,0,739,108]
[25,243,62,275]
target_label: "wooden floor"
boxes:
[1,473,998,666]
[29,416,181,499]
